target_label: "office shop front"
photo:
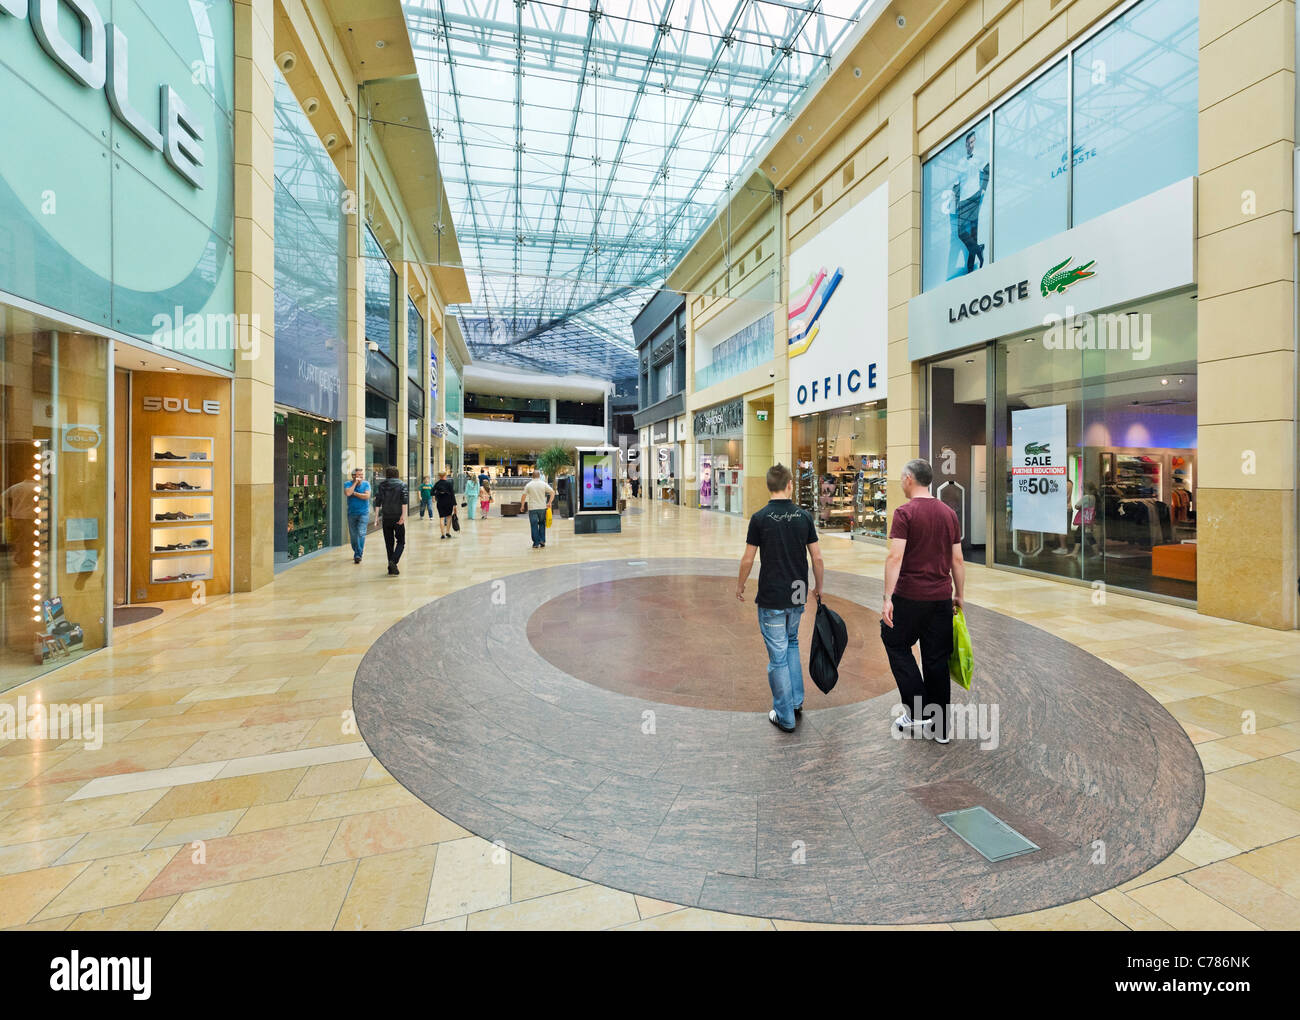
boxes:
[788,181,890,540]
[0,0,239,691]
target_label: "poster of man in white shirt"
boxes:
[952,129,990,276]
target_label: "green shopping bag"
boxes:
[950,607,973,691]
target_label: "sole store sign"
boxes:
[1011,404,1067,534]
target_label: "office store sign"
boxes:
[787,182,889,415]
[1,0,204,187]
[909,178,1194,361]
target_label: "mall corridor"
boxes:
[1,503,1297,931]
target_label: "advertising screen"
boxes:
[578,450,616,512]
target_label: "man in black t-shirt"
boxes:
[737,464,825,732]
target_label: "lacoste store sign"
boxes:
[1,0,206,188]
[909,178,1194,362]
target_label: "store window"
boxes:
[1,309,109,692]
[364,227,396,360]
[365,390,397,517]
[1072,0,1198,225]
[793,404,887,539]
[992,60,1068,261]
[993,292,1196,600]
[921,117,991,291]
[921,0,1198,291]
[556,400,602,427]
[274,410,335,564]
[272,68,346,420]
[407,415,421,503]
[407,299,423,383]
[697,439,744,515]
[465,393,549,424]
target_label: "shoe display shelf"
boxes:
[150,435,215,586]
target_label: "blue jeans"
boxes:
[758,605,805,729]
[419,496,433,518]
[528,508,547,546]
[347,513,367,558]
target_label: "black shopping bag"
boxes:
[809,596,848,694]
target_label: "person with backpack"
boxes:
[881,458,965,743]
[736,463,825,732]
[372,465,408,575]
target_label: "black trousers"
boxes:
[382,519,406,566]
[881,595,953,734]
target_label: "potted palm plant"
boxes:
[537,444,574,518]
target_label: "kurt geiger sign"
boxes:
[1,0,206,187]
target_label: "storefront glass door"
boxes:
[928,349,989,560]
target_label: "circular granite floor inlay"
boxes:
[527,575,893,711]
[353,558,1204,925]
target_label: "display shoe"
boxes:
[156,451,184,460]
[191,539,209,548]
[175,481,201,490]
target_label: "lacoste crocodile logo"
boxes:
[1040,256,1096,297]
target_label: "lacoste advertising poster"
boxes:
[787,182,888,415]
[1011,403,1067,533]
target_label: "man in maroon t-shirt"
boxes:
[881,458,965,743]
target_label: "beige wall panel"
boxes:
[1199,70,1294,174]
[1197,421,1295,490]
[1197,281,1294,362]
[1197,210,1293,299]
[1198,350,1295,425]
[1198,2,1294,110]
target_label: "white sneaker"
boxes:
[893,712,925,735]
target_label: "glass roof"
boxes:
[403,0,875,378]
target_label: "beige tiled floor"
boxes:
[2,500,1299,930]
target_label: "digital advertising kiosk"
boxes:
[573,445,621,535]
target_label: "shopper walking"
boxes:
[432,471,456,540]
[373,465,408,576]
[465,473,480,520]
[881,458,965,743]
[520,470,555,549]
[344,468,371,564]
[479,478,492,518]
[736,464,825,732]
[418,476,434,519]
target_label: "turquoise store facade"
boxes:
[0,0,236,691]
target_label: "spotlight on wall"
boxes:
[323,133,339,149]
[303,96,320,116]
[896,14,907,28]
[276,51,297,72]
[853,66,862,78]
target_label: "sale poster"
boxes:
[1011,404,1067,533]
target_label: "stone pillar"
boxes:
[396,261,409,480]
[343,122,366,479]
[885,104,922,525]
[1195,0,1298,628]
[231,0,276,592]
